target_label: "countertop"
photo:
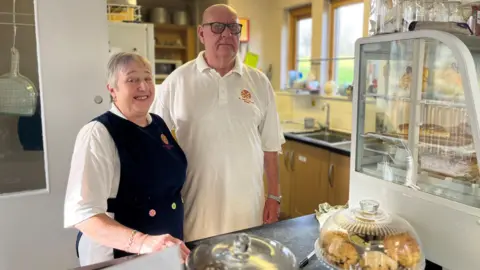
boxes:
[73,215,326,270]
[280,121,351,157]
[187,214,325,269]
[73,214,443,270]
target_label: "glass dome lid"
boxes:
[316,199,426,270]
[186,233,297,269]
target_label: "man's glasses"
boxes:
[202,22,243,35]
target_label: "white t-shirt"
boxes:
[151,51,285,241]
[63,105,153,266]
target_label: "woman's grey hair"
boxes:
[107,52,152,88]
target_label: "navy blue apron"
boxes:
[75,111,187,259]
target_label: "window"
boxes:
[329,1,364,85]
[288,6,312,77]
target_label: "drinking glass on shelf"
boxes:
[433,0,449,22]
[448,2,464,22]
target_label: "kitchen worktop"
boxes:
[73,215,326,270]
[187,214,325,269]
[73,214,443,270]
[280,121,351,157]
[284,132,351,156]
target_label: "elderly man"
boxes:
[151,4,285,242]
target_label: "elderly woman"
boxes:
[64,52,189,266]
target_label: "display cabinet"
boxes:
[350,30,480,270]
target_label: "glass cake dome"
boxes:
[315,199,426,270]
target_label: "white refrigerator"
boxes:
[108,21,155,74]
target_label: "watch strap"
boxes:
[268,194,282,203]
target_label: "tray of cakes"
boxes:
[389,123,473,147]
[315,199,425,270]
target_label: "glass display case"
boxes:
[350,29,480,270]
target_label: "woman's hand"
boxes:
[139,234,190,262]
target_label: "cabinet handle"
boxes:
[290,151,295,171]
[328,164,334,187]
[283,151,289,170]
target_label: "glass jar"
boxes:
[315,199,426,269]
[186,233,297,269]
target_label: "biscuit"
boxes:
[321,231,359,269]
[360,251,398,270]
[384,233,421,267]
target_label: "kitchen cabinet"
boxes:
[288,141,330,217]
[263,140,350,220]
[326,152,350,206]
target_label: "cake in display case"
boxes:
[350,29,480,269]
[316,200,425,270]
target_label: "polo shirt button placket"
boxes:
[219,77,228,105]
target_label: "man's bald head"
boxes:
[202,4,238,24]
[198,4,240,70]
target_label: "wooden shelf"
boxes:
[153,23,196,63]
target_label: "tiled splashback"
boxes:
[275,92,377,134]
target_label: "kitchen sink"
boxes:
[296,131,351,144]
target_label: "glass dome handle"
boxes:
[360,200,380,214]
[233,233,251,254]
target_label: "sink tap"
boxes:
[321,102,330,131]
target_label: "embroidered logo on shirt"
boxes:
[161,134,173,149]
[239,89,254,104]
[161,134,169,145]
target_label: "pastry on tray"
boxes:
[320,231,359,269]
[384,232,421,268]
[397,123,450,139]
[360,251,398,270]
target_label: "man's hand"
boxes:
[263,198,280,224]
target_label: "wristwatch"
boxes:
[268,194,282,204]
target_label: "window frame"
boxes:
[327,0,364,80]
[288,5,312,71]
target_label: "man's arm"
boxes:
[264,151,280,197]
[258,74,285,223]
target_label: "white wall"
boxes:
[0,0,110,269]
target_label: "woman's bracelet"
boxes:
[126,230,138,252]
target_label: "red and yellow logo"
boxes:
[239,89,254,104]
[160,134,169,145]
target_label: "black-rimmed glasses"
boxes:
[202,22,243,35]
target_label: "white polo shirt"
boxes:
[64,105,153,266]
[151,51,285,241]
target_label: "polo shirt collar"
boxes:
[195,51,243,76]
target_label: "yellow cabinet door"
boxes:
[289,142,330,217]
[263,142,293,220]
[327,152,350,206]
